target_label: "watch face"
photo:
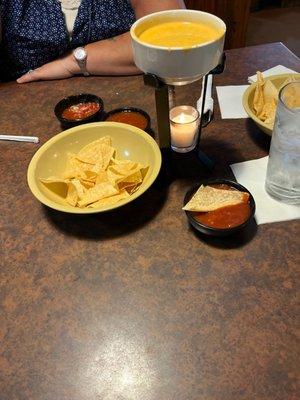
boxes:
[74,47,86,61]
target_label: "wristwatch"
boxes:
[73,47,90,76]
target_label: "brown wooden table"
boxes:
[0,43,299,400]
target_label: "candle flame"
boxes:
[172,112,195,124]
[178,113,187,123]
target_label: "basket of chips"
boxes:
[27,122,161,213]
[242,72,300,135]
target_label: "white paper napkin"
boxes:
[230,156,300,225]
[248,65,297,83]
[216,85,250,119]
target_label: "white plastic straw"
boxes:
[0,135,39,143]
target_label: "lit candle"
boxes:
[170,105,200,153]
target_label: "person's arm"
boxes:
[17,0,185,83]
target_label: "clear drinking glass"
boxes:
[265,81,300,204]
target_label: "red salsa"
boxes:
[106,111,148,130]
[193,184,251,229]
[62,102,100,120]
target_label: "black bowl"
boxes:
[183,179,256,236]
[54,93,105,129]
[104,107,151,132]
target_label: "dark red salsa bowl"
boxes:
[104,107,151,132]
[183,179,256,236]
[54,93,104,129]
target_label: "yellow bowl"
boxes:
[27,122,162,213]
[242,73,300,136]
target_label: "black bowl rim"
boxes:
[183,179,256,235]
[104,107,151,130]
[54,93,104,123]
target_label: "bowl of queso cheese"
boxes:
[130,9,226,85]
[183,179,256,236]
[55,93,104,129]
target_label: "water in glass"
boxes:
[265,81,300,204]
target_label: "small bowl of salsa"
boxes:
[183,179,256,236]
[55,93,104,129]
[105,107,151,132]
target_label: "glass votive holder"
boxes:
[169,105,200,153]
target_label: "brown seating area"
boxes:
[185,0,300,56]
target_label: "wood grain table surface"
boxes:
[0,43,299,400]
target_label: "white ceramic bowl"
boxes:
[130,9,226,85]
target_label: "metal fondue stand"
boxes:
[130,9,227,174]
[143,52,226,170]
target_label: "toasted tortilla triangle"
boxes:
[183,185,249,212]
[263,80,278,104]
[39,136,147,209]
[253,71,265,116]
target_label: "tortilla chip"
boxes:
[81,179,95,189]
[40,177,70,198]
[263,80,278,104]
[63,153,89,179]
[253,71,265,116]
[117,170,143,191]
[140,166,149,180]
[40,176,68,184]
[80,170,97,183]
[120,170,142,184]
[95,170,109,184]
[78,182,119,207]
[260,99,277,124]
[252,72,300,126]
[40,136,148,209]
[76,137,113,164]
[124,184,141,194]
[88,190,130,208]
[110,158,137,167]
[66,181,79,206]
[183,185,249,212]
[77,136,111,155]
[70,178,86,199]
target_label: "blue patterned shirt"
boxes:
[0,0,136,80]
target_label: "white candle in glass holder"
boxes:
[170,106,200,152]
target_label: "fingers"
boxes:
[16,59,74,84]
[17,68,41,84]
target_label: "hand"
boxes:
[17,54,80,84]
